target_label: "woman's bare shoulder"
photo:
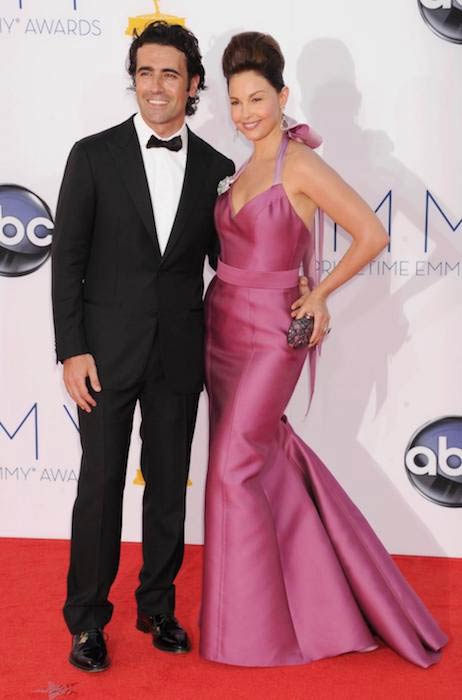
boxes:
[284,140,332,193]
[286,140,325,171]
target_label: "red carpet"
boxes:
[0,539,459,700]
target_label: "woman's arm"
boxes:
[289,148,389,347]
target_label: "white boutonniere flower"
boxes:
[217,175,233,196]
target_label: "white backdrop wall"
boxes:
[1,0,461,556]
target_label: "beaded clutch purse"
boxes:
[287,316,314,349]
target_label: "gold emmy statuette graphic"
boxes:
[125,1,185,36]
[133,469,192,487]
[133,468,145,486]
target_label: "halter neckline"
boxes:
[273,132,289,185]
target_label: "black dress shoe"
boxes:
[136,612,191,653]
[69,628,110,672]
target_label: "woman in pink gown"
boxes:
[199,32,447,668]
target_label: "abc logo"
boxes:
[418,1,462,43]
[405,416,462,507]
[0,185,53,277]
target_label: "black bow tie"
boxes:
[146,134,182,152]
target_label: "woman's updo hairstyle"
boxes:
[222,32,285,92]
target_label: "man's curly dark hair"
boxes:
[127,21,206,116]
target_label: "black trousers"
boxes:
[63,336,200,634]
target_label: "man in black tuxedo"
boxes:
[52,21,234,672]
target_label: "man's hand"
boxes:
[63,354,101,413]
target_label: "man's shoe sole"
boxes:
[68,655,110,672]
[153,639,190,654]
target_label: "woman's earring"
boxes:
[280,113,289,131]
[234,126,239,141]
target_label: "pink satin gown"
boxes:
[199,123,447,668]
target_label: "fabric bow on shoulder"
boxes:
[282,115,323,150]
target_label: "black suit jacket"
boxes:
[52,117,234,393]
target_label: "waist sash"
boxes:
[216,259,299,289]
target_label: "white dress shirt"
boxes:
[133,113,188,255]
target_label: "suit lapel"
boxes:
[107,118,162,259]
[161,128,208,264]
